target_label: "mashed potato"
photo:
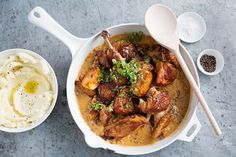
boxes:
[0,53,54,128]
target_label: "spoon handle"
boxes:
[175,49,222,136]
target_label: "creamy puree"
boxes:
[76,34,190,146]
[0,53,54,128]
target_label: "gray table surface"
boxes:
[0,0,236,157]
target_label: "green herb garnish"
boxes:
[113,86,125,92]
[107,101,114,112]
[112,59,140,84]
[99,67,110,83]
[91,102,113,112]
[91,102,105,111]
[118,93,125,97]
[127,31,143,43]
[99,67,118,83]
[109,69,117,81]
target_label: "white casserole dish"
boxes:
[28,7,201,155]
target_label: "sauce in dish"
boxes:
[75,32,190,146]
[0,53,55,128]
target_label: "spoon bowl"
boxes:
[145,4,179,51]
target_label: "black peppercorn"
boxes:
[200,54,216,72]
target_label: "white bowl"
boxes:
[0,48,58,133]
[178,12,206,43]
[197,49,224,75]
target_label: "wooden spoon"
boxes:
[145,4,222,135]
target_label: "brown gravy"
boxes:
[75,34,190,146]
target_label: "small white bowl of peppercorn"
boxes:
[197,49,224,75]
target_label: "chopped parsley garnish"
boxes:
[109,69,117,81]
[99,67,110,83]
[107,101,114,112]
[127,31,143,43]
[113,86,125,92]
[91,102,105,110]
[91,102,113,112]
[99,67,117,83]
[112,59,140,84]
[118,93,125,97]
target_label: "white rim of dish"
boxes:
[0,48,58,133]
[178,12,206,43]
[197,49,224,75]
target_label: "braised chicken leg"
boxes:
[103,115,148,138]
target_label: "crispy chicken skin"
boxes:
[156,61,176,86]
[81,67,101,90]
[139,87,170,114]
[103,115,148,138]
[132,63,153,97]
[152,112,172,138]
[113,88,134,115]
[98,82,116,103]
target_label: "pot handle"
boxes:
[28,7,87,57]
[178,113,201,142]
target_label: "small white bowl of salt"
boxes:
[177,12,206,43]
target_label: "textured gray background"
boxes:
[0,0,236,157]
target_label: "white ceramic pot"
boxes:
[28,7,201,155]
